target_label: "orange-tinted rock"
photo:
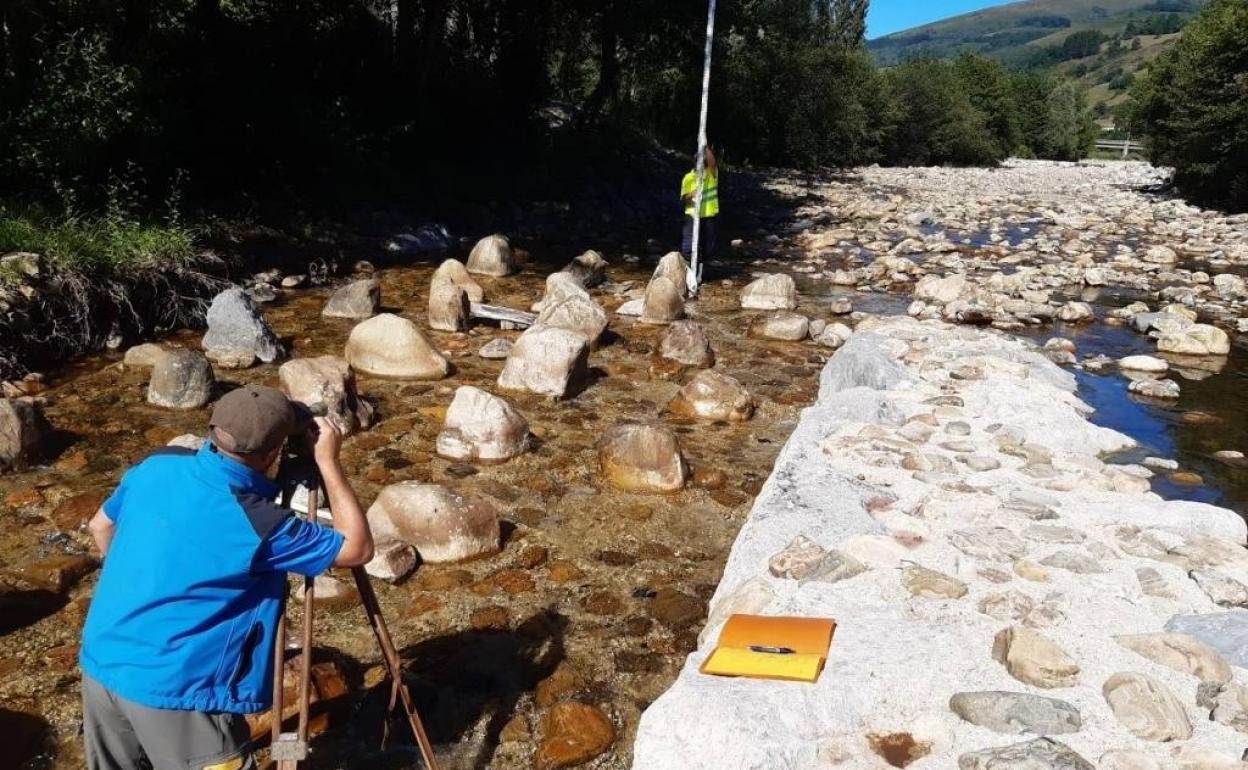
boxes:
[512,546,550,569]
[536,663,587,707]
[403,592,444,617]
[667,370,754,422]
[581,590,622,616]
[533,702,615,770]
[8,553,98,594]
[50,491,106,531]
[470,605,510,630]
[4,486,43,508]
[547,561,584,584]
[245,658,348,743]
[597,424,688,493]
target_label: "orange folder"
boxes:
[699,614,837,683]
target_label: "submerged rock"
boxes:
[466,233,517,277]
[739,273,797,310]
[147,349,215,409]
[751,312,810,341]
[597,423,688,492]
[366,482,500,563]
[666,370,754,422]
[0,398,53,472]
[659,320,714,367]
[278,356,373,437]
[321,278,380,320]
[436,386,529,462]
[534,701,615,770]
[497,325,589,398]
[344,313,449,380]
[202,287,284,364]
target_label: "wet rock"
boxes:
[536,294,608,346]
[466,233,517,277]
[321,278,380,320]
[992,626,1079,688]
[497,325,589,398]
[640,276,685,325]
[1142,245,1178,264]
[534,702,615,770]
[652,252,689,297]
[364,538,418,583]
[1119,355,1168,373]
[957,738,1093,770]
[659,321,714,367]
[533,272,590,314]
[294,574,359,610]
[914,273,968,304]
[202,287,284,364]
[1102,672,1192,741]
[427,271,471,332]
[344,313,449,380]
[597,423,688,493]
[1157,324,1230,356]
[0,398,53,472]
[1056,302,1093,323]
[666,370,754,422]
[436,385,529,462]
[562,249,608,288]
[739,273,797,310]
[122,343,166,368]
[433,258,485,303]
[902,564,968,599]
[768,536,829,580]
[1191,569,1248,607]
[279,356,374,436]
[751,311,810,341]
[8,553,98,593]
[650,587,703,629]
[478,338,513,360]
[1115,632,1232,684]
[366,482,500,563]
[147,349,215,409]
[814,322,853,349]
[948,691,1081,736]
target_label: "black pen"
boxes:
[748,645,796,655]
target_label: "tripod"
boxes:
[270,446,441,770]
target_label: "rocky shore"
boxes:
[634,316,1248,770]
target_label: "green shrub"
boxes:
[0,208,195,275]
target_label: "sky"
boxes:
[867,0,1016,39]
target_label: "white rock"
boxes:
[435,386,529,462]
[739,274,797,310]
[497,325,589,398]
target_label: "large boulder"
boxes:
[535,294,608,346]
[740,274,797,310]
[201,287,284,365]
[466,234,517,277]
[562,250,608,288]
[532,272,590,313]
[278,356,374,437]
[344,314,448,380]
[640,276,684,325]
[366,482,500,563]
[321,278,380,320]
[659,321,714,367]
[667,370,754,422]
[914,273,969,304]
[436,386,529,462]
[0,398,53,472]
[432,258,484,303]
[427,272,470,332]
[147,349,215,409]
[597,423,688,492]
[1157,324,1231,356]
[497,325,589,398]
[653,252,689,297]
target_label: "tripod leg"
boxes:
[350,566,442,770]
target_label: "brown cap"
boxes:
[209,385,295,454]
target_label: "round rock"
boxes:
[436,386,529,462]
[344,314,449,380]
[366,482,500,563]
[147,349,215,409]
[597,424,689,493]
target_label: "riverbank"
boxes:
[635,316,1248,769]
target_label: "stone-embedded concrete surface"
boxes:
[632,317,1248,770]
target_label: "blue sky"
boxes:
[867,0,1014,39]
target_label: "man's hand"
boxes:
[310,416,343,468]
[306,416,374,567]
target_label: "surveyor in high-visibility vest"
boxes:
[680,146,719,264]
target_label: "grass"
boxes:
[0,205,196,278]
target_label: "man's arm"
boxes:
[311,417,374,567]
[88,508,115,556]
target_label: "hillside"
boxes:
[868,0,1202,119]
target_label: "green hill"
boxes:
[868,0,1203,119]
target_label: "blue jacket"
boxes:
[80,442,343,714]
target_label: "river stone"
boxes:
[147,349,215,409]
[1203,681,1248,734]
[948,691,1081,736]
[1039,551,1106,575]
[202,287,284,364]
[814,322,853,349]
[739,273,797,310]
[902,565,968,599]
[1102,672,1192,741]
[478,338,513,360]
[1115,632,1232,684]
[433,258,485,302]
[366,482,500,563]
[1143,245,1179,264]
[1157,324,1231,356]
[1119,355,1168,373]
[436,385,529,462]
[497,325,589,398]
[1056,301,1093,323]
[666,370,754,422]
[652,251,689,297]
[1165,612,1248,667]
[466,233,516,277]
[321,278,380,320]
[344,314,449,380]
[279,356,374,437]
[0,398,53,472]
[597,423,688,493]
[957,738,1093,770]
[533,272,590,313]
[768,535,828,580]
[1099,750,1162,770]
[364,539,418,583]
[949,527,1028,562]
[536,294,608,346]
[751,312,810,341]
[122,343,166,368]
[640,276,685,325]
[992,626,1079,688]
[915,273,969,304]
[428,272,470,332]
[562,249,608,288]
[659,320,714,367]
[1191,568,1248,607]
[534,701,615,770]
[1129,378,1180,399]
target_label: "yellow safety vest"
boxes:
[681,169,719,218]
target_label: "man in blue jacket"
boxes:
[80,384,374,770]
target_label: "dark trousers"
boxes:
[681,216,718,262]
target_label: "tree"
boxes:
[953,51,1021,157]
[1129,0,1248,210]
[1038,80,1097,161]
[884,59,1002,166]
